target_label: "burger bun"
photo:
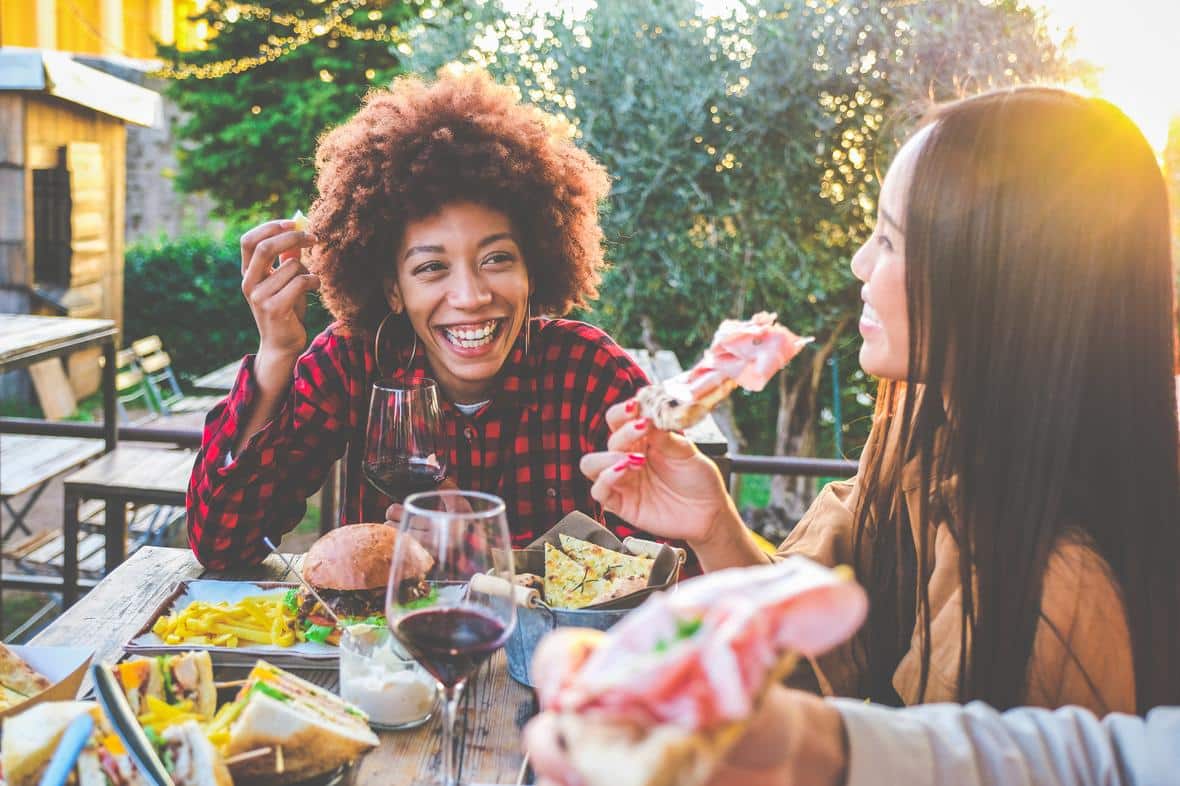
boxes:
[302,523,433,591]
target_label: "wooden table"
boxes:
[31,546,535,785]
[0,314,119,452]
[0,315,119,606]
[60,448,196,607]
[192,359,242,393]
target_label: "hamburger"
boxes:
[287,523,434,645]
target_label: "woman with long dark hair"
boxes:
[575,87,1180,715]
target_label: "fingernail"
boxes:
[625,400,637,414]
[633,418,647,431]
[306,232,319,242]
[612,459,630,473]
[627,453,646,466]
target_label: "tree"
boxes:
[404,0,1083,513]
[157,0,435,221]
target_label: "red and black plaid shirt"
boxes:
[187,318,650,569]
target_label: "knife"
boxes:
[37,712,94,786]
[91,662,176,786]
[263,535,341,625]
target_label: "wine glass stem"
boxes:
[441,681,465,786]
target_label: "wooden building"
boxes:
[0,49,161,397]
[0,0,207,60]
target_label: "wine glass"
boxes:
[386,491,517,786]
[363,379,448,501]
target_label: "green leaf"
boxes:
[304,624,335,643]
[398,587,439,611]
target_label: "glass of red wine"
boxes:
[386,490,516,786]
[363,379,448,501]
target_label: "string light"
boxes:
[151,0,411,80]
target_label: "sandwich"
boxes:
[113,652,216,718]
[206,660,378,784]
[1,701,233,786]
[0,643,52,711]
[157,721,232,786]
[531,556,869,786]
[2,701,136,786]
[289,523,433,645]
[637,312,812,431]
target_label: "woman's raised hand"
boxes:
[240,218,320,361]
[580,398,734,549]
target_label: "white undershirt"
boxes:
[453,400,491,415]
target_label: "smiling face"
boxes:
[850,127,931,381]
[388,201,531,404]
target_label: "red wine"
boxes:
[364,458,445,500]
[394,607,510,688]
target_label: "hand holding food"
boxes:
[579,401,733,547]
[525,557,868,786]
[637,312,812,431]
[239,212,320,363]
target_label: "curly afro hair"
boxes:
[306,67,612,331]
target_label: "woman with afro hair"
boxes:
[186,68,651,569]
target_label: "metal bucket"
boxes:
[505,603,632,687]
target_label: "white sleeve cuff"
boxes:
[833,699,942,786]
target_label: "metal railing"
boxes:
[0,417,202,447]
[728,454,857,477]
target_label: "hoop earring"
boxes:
[524,296,531,355]
[374,311,394,377]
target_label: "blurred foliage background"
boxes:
[139,0,1086,512]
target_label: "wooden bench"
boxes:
[0,433,104,539]
[60,447,195,607]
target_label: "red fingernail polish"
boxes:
[628,453,646,466]
[634,418,647,431]
[613,461,629,473]
[625,400,637,413]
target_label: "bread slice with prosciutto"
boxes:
[532,557,868,786]
[637,312,812,431]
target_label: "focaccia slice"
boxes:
[558,535,654,584]
[0,643,51,698]
[544,543,594,609]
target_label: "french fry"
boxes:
[151,592,299,648]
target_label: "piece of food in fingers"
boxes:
[637,312,813,431]
[533,557,868,786]
[291,209,309,232]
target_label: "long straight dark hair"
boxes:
[851,87,1180,712]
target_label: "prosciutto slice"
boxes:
[538,556,867,731]
[637,312,813,431]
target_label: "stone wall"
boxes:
[124,76,222,245]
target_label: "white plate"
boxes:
[124,579,339,664]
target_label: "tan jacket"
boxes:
[777,436,1134,714]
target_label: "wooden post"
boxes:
[35,0,55,49]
